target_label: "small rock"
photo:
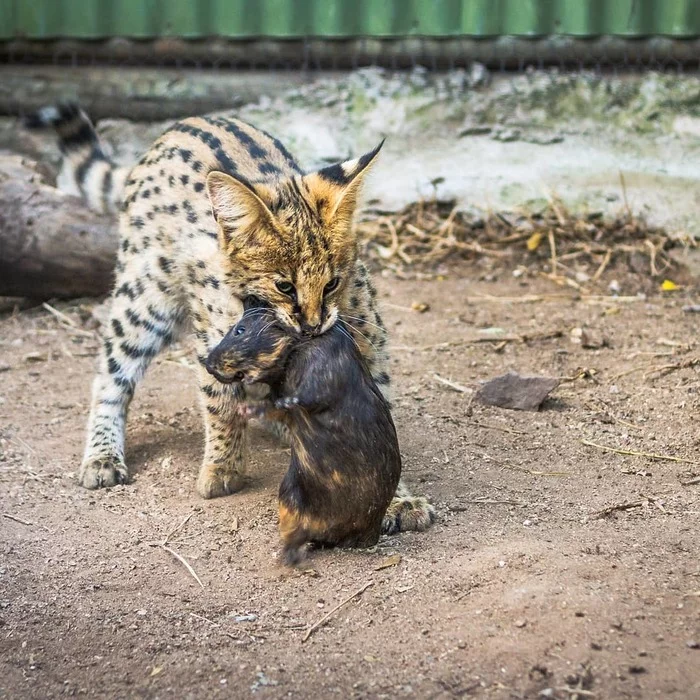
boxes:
[580,328,607,349]
[23,352,46,363]
[477,371,559,411]
[0,362,11,372]
[682,305,700,314]
[609,279,621,294]
[628,665,647,674]
[458,123,492,137]
[233,613,258,623]
[491,128,521,143]
[686,640,699,649]
[539,689,554,698]
[523,132,564,145]
[411,301,430,313]
[514,619,527,628]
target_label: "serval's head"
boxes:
[206,142,382,336]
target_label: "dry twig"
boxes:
[432,373,471,394]
[302,581,374,642]
[148,511,204,589]
[469,421,529,436]
[581,440,700,466]
[591,500,646,519]
[358,197,682,290]
[2,513,35,526]
[501,464,570,477]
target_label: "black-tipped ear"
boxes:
[304,140,384,227]
[315,139,385,187]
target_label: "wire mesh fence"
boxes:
[3,35,700,71]
[2,35,699,122]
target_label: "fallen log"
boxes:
[0,154,118,299]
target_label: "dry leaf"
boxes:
[411,301,430,313]
[661,279,680,291]
[150,666,163,677]
[374,553,402,570]
[526,232,543,251]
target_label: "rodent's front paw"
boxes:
[275,396,300,410]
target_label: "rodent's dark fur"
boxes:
[206,298,402,565]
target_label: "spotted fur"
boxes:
[30,105,436,533]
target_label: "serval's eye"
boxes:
[234,326,245,336]
[324,277,340,294]
[275,280,295,296]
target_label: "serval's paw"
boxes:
[382,496,436,535]
[79,456,129,490]
[196,464,246,499]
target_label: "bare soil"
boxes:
[1,271,699,699]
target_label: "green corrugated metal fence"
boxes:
[1,0,699,40]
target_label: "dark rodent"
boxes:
[206,298,402,565]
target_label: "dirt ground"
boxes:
[1,268,699,699]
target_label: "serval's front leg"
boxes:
[195,352,248,498]
[80,279,181,489]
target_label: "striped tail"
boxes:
[24,102,126,215]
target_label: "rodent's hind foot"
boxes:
[281,543,307,567]
[382,496,436,535]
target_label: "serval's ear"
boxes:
[206,171,279,253]
[303,140,384,230]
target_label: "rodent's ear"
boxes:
[206,171,279,253]
[304,140,384,230]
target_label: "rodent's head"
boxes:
[206,141,383,337]
[205,298,295,386]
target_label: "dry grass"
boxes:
[357,198,692,289]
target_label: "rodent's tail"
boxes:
[24,102,126,214]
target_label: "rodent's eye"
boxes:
[275,280,295,296]
[324,277,340,294]
[235,326,245,336]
